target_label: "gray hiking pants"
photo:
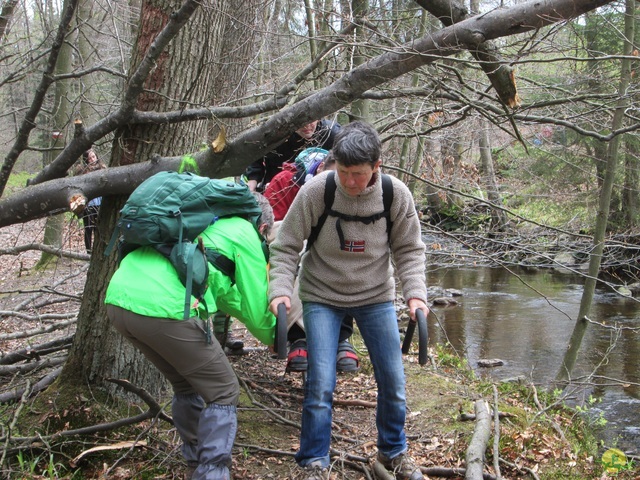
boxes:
[107,305,239,478]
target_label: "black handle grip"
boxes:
[416,309,428,365]
[401,309,429,365]
[401,319,416,354]
[275,303,288,359]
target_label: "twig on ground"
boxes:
[492,385,501,479]
[0,243,90,261]
[0,336,73,365]
[531,383,568,445]
[0,367,63,404]
[0,354,66,376]
[0,318,77,341]
[499,457,540,480]
[0,380,30,466]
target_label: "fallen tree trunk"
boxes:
[0,366,63,404]
[465,399,491,480]
[0,336,73,365]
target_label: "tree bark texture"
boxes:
[38,0,75,267]
[59,0,247,398]
[479,121,508,231]
[0,0,19,41]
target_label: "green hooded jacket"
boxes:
[105,217,275,345]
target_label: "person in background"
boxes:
[105,192,275,480]
[268,121,428,480]
[264,148,359,374]
[244,119,340,193]
[264,147,330,222]
[74,149,106,253]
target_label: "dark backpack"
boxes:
[105,171,263,322]
[307,171,394,251]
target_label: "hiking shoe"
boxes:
[336,340,359,373]
[377,452,423,480]
[292,461,329,480]
[214,331,244,352]
[286,339,308,372]
[225,333,244,351]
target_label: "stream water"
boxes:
[426,265,640,454]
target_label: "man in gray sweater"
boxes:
[268,121,428,480]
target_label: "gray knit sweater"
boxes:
[268,170,427,308]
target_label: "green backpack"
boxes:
[105,171,264,324]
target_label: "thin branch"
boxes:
[26,0,203,188]
[0,318,77,341]
[0,0,80,196]
[0,243,90,261]
[492,385,501,480]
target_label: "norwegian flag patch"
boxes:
[342,240,365,252]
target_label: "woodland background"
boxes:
[0,0,639,478]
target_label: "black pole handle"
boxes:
[401,309,429,366]
[416,309,428,365]
[275,303,288,359]
[401,318,416,354]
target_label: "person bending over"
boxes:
[106,192,275,480]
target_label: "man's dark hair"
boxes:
[331,121,381,167]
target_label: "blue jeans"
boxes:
[295,301,407,468]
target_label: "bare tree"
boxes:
[557,0,637,383]
[0,0,619,225]
[0,0,635,411]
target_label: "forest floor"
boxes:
[0,219,637,479]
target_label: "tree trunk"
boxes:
[557,0,635,383]
[0,0,19,40]
[408,136,425,196]
[399,9,428,191]
[209,0,259,138]
[623,136,639,228]
[36,0,74,268]
[58,0,246,399]
[479,121,508,231]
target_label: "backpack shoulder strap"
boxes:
[204,248,236,285]
[380,173,394,237]
[306,171,337,251]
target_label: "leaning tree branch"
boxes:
[24,0,203,189]
[0,0,615,228]
[415,0,520,108]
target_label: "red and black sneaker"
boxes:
[336,340,359,373]
[286,339,308,372]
